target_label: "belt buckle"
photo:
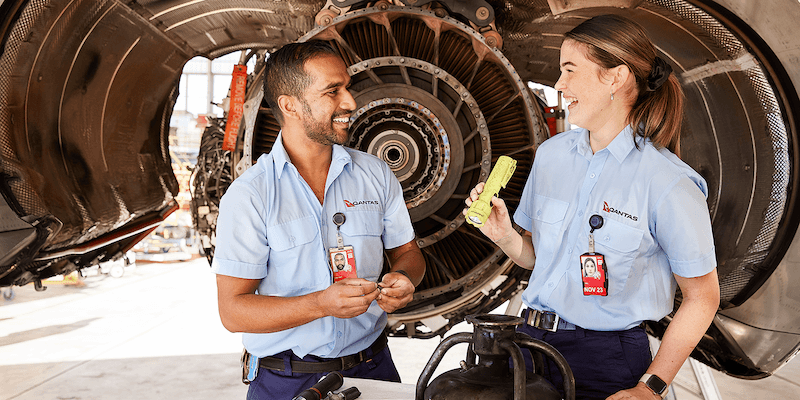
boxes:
[341,351,364,371]
[531,310,560,332]
[543,312,560,332]
[241,349,259,384]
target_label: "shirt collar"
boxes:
[272,133,291,179]
[605,125,639,163]
[331,141,352,167]
[573,128,592,159]
[571,125,640,163]
[329,141,353,178]
[272,132,353,179]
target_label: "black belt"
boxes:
[258,333,388,373]
[523,308,577,332]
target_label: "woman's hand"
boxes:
[464,182,536,269]
[606,383,661,400]
[464,182,516,242]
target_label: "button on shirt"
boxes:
[212,135,415,358]
[513,126,716,331]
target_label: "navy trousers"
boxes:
[246,345,400,400]
[517,320,652,400]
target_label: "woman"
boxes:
[465,14,719,400]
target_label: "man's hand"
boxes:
[606,382,660,400]
[315,278,380,319]
[376,271,415,313]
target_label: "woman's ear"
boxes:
[610,64,633,92]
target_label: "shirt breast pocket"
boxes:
[264,216,325,295]
[340,210,384,281]
[531,194,569,268]
[593,218,645,296]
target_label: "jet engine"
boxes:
[2,0,800,378]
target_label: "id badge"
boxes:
[580,253,608,296]
[329,245,357,282]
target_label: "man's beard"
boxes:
[301,100,349,146]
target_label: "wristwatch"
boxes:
[639,374,669,398]
[393,270,411,280]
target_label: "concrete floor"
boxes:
[1,257,799,399]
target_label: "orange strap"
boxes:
[222,65,248,151]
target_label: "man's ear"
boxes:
[277,94,300,121]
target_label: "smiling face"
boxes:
[298,54,356,146]
[554,39,615,132]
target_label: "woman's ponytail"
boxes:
[630,67,684,156]
[565,15,685,157]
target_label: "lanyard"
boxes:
[332,212,346,250]
[588,214,603,253]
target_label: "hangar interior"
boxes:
[1,0,800,379]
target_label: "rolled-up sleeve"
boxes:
[211,180,270,279]
[653,175,717,278]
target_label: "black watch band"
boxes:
[639,374,668,398]
[393,270,411,280]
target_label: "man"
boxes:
[333,252,351,272]
[334,253,347,271]
[212,40,425,399]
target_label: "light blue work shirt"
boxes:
[513,125,716,331]
[212,134,415,358]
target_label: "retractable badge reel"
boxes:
[329,212,357,282]
[580,214,608,296]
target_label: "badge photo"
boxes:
[330,246,357,282]
[580,253,608,296]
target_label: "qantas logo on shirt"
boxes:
[603,201,639,222]
[344,199,379,207]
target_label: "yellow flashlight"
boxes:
[466,155,517,228]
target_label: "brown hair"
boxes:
[263,40,340,126]
[565,14,684,156]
